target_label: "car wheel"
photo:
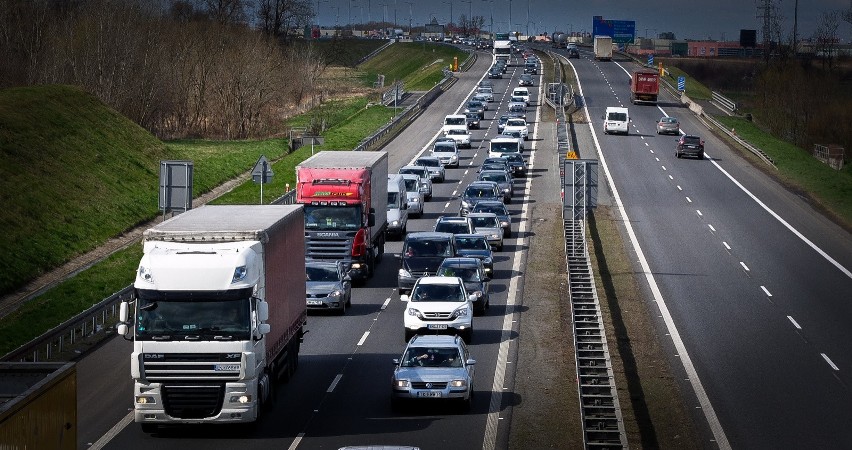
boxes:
[346,292,352,307]
[337,302,346,315]
[460,394,472,413]
[505,196,512,204]
[676,151,681,158]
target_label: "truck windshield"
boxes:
[135,290,252,340]
[304,205,361,230]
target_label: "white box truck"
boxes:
[117,205,306,432]
[594,36,613,61]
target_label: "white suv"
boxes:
[402,276,476,343]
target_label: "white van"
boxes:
[386,175,409,239]
[511,87,530,105]
[603,107,629,135]
[442,114,468,134]
[489,137,522,158]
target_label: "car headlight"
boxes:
[461,200,472,208]
[500,221,509,227]
[502,187,510,193]
[450,306,469,319]
[407,308,424,319]
[491,233,500,239]
[329,289,344,298]
[399,268,412,278]
[391,220,399,226]
[410,197,419,203]
[394,379,410,388]
[449,380,467,388]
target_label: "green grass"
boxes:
[0,85,168,296]
[661,66,712,100]
[293,38,389,67]
[0,88,397,355]
[359,42,468,91]
[0,245,142,356]
[713,116,852,226]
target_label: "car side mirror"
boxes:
[393,358,400,365]
[401,294,410,302]
[466,359,476,366]
[343,275,352,282]
[468,294,478,302]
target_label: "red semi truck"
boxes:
[631,69,660,104]
[296,151,388,281]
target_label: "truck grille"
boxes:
[142,353,241,382]
[305,235,352,260]
[162,383,224,419]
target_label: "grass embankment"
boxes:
[0,35,443,355]
[660,65,712,101]
[295,38,389,67]
[359,42,468,90]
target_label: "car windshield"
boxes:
[509,105,524,112]
[491,142,519,152]
[661,117,677,124]
[403,178,419,192]
[439,266,481,282]
[433,144,455,153]
[445,117,466,125]
[436,222,470,234]
[473,203,507,215]
[306,266,339,282]
[499,116,508,124]
[387,192,401,208]
[404,239,453,257]
[400,168,427,178]
[480,173,508,183]
[455,236,490,250]
[470,216,499,228]
[507,119,525,127]
[410,283,465,302]
[608,112,627,121]
[401,346,463,367]
[417,159,440,167]
[447,129,466,136]
[503,154,523,163]
[465,186,495,198]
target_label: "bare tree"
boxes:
[0,0,53,86]
[255,0,313,41]
[201,0,247,25]
[814,10,840,70]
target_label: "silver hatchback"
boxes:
[656,116,680,135]
[392,334,476,411]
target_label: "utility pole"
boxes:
[526,0,529,37]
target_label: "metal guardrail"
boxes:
[711,91,737,114]
[2,51,472,363]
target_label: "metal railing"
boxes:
[711,91,737,114]
[356,39,395,66]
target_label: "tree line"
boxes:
[0,0,323,139]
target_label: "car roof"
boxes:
[480,169,510,176]
[454,233,488,241]
[400,165,427,171]
[439,257,482,267]
[472,200,507,209]
[399,173,419,180]
[467,212,498,218]
[416,156,441,161]
[415,275,463,286]
[467,181,499,188]
[437,216,470,222]
[405,231,454,241]
[409,334,463,346]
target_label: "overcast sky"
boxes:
[315,0,852,42]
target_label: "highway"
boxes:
[560,46,852,448]
[78,51,542,450]
[75,43,852,450]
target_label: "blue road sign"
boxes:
[648,54,654,66]
[678,76,686,92]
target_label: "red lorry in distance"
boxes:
[296,151,388,282]
[631,69,660,104]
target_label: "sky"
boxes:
[315,0,852,42]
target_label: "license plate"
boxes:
[307,300,323,306]
[418,391,442,398]
[427,324,448,330]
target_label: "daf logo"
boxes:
[426,383,433,389]
[316,232,340,237]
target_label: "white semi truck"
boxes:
[117,205,306,432]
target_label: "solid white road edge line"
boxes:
[482,60,542,450]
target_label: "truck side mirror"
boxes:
[368,210,376,227]
[257,300,269,322]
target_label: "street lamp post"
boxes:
[442,0,453,35]
[460,0,471,35]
